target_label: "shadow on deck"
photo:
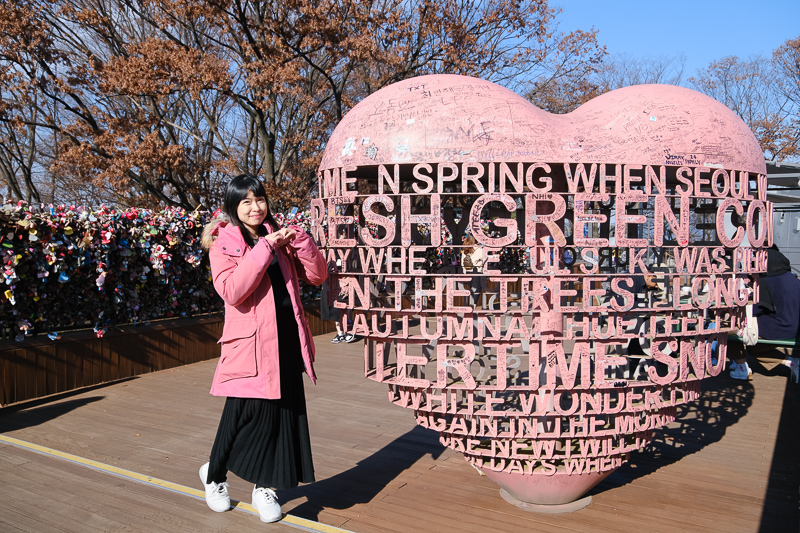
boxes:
[0,335,797,533]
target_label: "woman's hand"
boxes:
[264,227,297,247]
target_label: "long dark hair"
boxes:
[223,173,279,248]
[462,234,477,254]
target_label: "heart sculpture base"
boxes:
[481,467,614,511]
[499,490,593,514]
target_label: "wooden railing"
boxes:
[0,305,335,407]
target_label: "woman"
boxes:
[461,235,485,306]
[461,235,484,274]
[199,174,326,523]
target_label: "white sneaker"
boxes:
[730,362,752,380]
[199,462,230,512]
[252,486,282,523]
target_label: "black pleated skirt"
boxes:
[205,260,315,490]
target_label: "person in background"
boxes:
[199,174,327,523]
[730,245,800,380]
[461,234,484,274]
[461,234,485,306]
[325,258,355,343]
[323,226,357,344]
[626,266,660,356]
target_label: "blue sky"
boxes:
[555,1,800,76]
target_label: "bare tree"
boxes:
[524,27,607,114]
[1,0,607,209]
[691,50,798,161]
[595,53,686,91]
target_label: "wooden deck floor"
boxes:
[0,333,797,532]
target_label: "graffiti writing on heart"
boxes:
[314,75,768,505]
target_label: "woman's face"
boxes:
[237,190,268,234]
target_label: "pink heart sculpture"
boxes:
[313,75,769,511]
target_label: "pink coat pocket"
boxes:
[217,323,258,382]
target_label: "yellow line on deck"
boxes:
[0,434,352,533]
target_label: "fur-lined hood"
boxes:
[201,211,230,250]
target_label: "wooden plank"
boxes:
[0,332,796,532]
[0,510,73,533]
[56,343,67,395]
[41,344,56,397]
[0,445,297,533]
[63,344,77,392]
[1,347,12,405]
[0,317,229,404]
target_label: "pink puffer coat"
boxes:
[207,220,327,399]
